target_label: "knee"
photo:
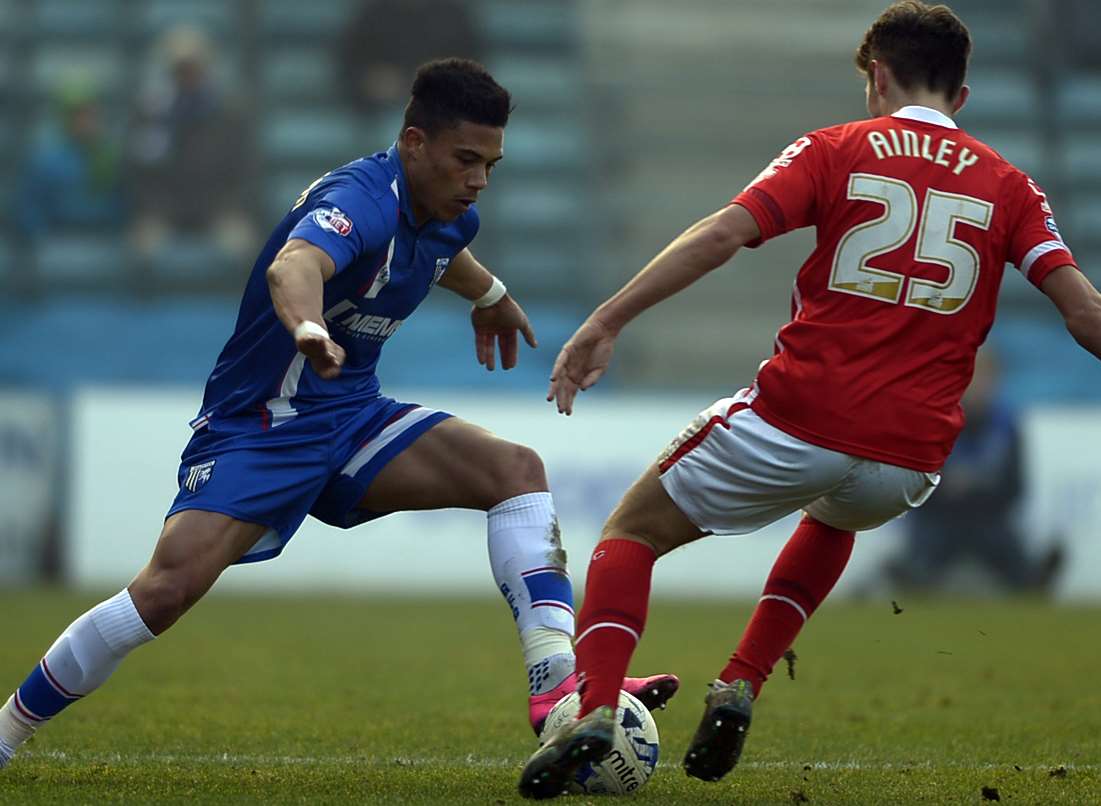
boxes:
[600,511,685,559]
[488,442,548,502]
[599,522,665,556]
[128,567,193,635]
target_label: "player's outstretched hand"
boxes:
[296,330,346,380]
[471,295,538,371]
[548,318,617,415]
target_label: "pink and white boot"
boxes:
[529,670,680,735]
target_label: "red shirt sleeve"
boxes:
[731,133,823,247]
[1006,172,1078,287]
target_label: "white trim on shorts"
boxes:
[339,406,441,476]
[241,528,283,562]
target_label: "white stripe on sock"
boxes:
[1,696,38,747]
[760,594,808,622]
[575,621,640,646]
[12,691,44,723]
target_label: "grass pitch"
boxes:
[0,589,1097,804]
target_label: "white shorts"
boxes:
[657,391,940,534]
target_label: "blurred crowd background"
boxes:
[1,0,1098,594]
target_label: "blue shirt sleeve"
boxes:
[287,179,395,274]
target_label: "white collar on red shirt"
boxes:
[891,105,958,129]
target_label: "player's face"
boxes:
[405,121,504,223]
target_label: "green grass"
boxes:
[0,590,1097,804]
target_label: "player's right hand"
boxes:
[548,318,617,415]
[296,331,346,380]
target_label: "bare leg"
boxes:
[602,463,706,554]
[129,511,268,634]
[519,466,701,797]
[359,420,678,730]
[0,511,265,765]
[573,465,703,713]
[358,417,547,513]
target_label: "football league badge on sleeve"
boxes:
[314,207,354,237]
[1045,216,1064,243]
[184,460,216,493]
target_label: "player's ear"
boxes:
[871,60,891,100]
[952,84,970,115]
[399,126,428,158]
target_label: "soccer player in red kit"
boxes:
[519,1,1101,798]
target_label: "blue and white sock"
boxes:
[1,589,154,759]
[0,736,16,769]
[487,492,576,694]
[527,650,577,697]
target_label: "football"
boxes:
[538,690,660,795]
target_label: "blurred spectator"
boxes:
[337,0,484,120]
[15,82,125,241]
[126,27,256,260]
[885,349,1064,594]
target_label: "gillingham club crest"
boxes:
[184,460,216,492]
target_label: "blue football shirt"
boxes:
[190,145,479,433]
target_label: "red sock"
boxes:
[575,538,656,717]
[720,516,854,695]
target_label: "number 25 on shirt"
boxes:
[829,173,992,315]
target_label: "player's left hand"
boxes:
[547,317,618,415]
[471,295,538,371]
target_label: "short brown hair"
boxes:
[855,1,971,101]
[402,58,512,135]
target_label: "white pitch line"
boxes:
[19,751,1100,772]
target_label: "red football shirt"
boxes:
[732,106,1077,471]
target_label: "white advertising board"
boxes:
[0,392,59,582]
[68,388,1098,598]
[1021,408,1101,600]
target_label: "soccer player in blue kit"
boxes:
[0,59,676,768]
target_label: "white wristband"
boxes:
[293,320,329,340]
[473,276,507,308]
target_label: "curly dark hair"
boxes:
[855,2,971,101]
[402,58,513,134]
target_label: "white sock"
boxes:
[2,589,154,754]
[0,713,26,768]
[520,626,574,670]
[524,643,576,695]
[487,492,576,693]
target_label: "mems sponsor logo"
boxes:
[323,299,403,341]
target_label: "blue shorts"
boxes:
[167,397,452,563]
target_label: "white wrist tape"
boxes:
[473,276,507,308]
[293,320,329,340]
